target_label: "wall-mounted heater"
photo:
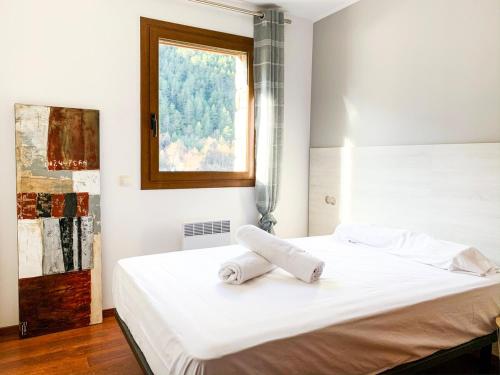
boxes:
[182,220,231,250]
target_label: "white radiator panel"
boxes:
[182,220,231,250]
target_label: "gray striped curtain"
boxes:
[254,10,285,233]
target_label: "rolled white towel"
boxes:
[236,225,325,283]
[219,251,275,285]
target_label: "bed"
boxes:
[113,235,500,374]
[114,143,500,374]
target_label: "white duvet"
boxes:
[113,235,500,375]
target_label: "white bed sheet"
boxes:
[113,236,500,374]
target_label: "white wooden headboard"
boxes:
[308,143,500,265]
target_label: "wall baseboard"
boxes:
[102,308,116,318]
[0,308,117,338]
[0,325,18,339]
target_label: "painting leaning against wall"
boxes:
[15,104,102,338]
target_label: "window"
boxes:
[141,18,255,189]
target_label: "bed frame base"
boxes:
[384,333,496,374]
[116,311,497,375]
[116,313,154,375]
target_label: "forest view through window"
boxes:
[158,41,249,172]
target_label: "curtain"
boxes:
[253,9,285,234]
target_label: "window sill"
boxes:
[140,178,255,190]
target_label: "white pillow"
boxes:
[333,224,498,276]
[332,223,407,248]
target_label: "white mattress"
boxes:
[113,236,500,375]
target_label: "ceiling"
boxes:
[237,0,361,22]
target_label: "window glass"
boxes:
[158,41,249,172]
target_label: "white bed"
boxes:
[113,235,500,375]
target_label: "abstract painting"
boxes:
[15,104,102,338]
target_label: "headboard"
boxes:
[308,143,500,265]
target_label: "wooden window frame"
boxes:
[140,17,255,189]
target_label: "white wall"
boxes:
[311,0,500,147]
[275,16,313,239]
[0,0,312,327]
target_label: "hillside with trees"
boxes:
[158,44,239,171]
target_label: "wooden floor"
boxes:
[0,316,498,374]
[0,316,142,375]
